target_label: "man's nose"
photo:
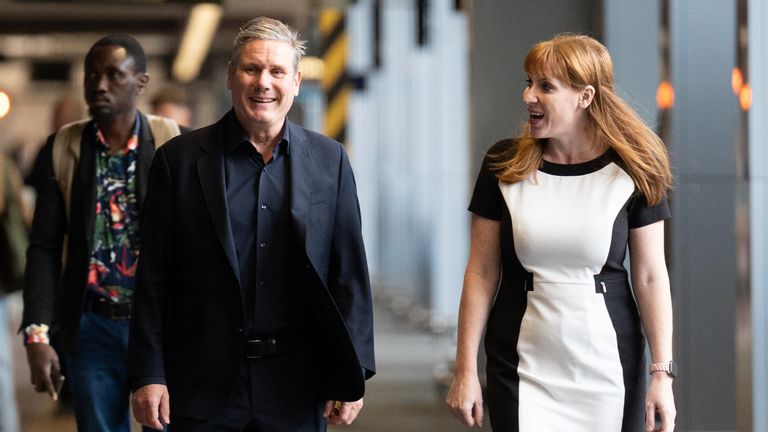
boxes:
[95,74,109,92]
[256,70,271,89]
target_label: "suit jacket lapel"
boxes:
[197,121,241,283]
[136,112,155,208]
[288,122,310,255]
[77,125,97,248]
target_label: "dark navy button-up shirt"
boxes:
[222,111,309,337]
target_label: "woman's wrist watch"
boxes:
[649,360,677,378]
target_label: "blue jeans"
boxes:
[0,296,20,432]
[68,311,156,432]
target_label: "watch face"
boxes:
[668,361,678,378]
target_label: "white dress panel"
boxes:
[499,163,636,431]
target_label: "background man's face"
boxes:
[83,44,147,122]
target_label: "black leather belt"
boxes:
[244,333,303,360]
[86,296,131,320]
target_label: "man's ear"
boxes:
[580,85,595,108]
[137,73,149,95]
[294,70,302,96]
[226,62,234,90]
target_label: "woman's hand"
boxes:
[645,374,675,431]
[446,371,484,428]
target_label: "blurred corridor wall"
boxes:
[603,1,660,125]
[748,0,768,430]
[347,0,470,328]
[666,1,740,430]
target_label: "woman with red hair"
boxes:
[447,34,675,432]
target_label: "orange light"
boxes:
[0,91,10,119]
[739,84,752,111]
[732,67,744,95]
[656,81,675,110]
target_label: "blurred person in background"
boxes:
[20,34,181,432]
[24,94,85,186]
[51,94,87,132]
[446,34,675,431]
[150,85,192,129]
[0,150,30,432]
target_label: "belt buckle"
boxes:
[245,338,277,359]
[106,302,131,320]
[111,307,129,320]
[109,302,130,320]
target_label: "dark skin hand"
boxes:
[25,343,62,400]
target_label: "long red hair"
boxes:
[490,34,672,205]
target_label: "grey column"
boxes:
[603,0,660,125]
[348,0,381,277]
[668,1,740,430]
[748,0,768,430]
[347,0,472,323]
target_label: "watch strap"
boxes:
[649,361,677,378]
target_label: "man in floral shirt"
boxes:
[21,34,180,432]
[88,116,141,303]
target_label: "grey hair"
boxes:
[230,17,307,72]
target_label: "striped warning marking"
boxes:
[320,9,348,144]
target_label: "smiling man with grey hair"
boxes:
[127,16,375,431]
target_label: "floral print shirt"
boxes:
[86,115,140,303]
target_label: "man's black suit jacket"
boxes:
[22,112,162,353]
[126,113,375,420]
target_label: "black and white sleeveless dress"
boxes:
[469,140,670,432]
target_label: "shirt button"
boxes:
[258,281,265,286]
[259,242,266,248]
[260,204,267,210]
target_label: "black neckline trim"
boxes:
[539,151,614,176]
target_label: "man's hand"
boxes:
[25,343,61,400]
[131,384,170,431]
[323,398,364,426]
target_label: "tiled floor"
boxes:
[344,306,477,431]
[6,293,481,431]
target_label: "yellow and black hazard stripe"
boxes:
[320,9,348,144]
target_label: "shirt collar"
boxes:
[93,112,141,154]
[223,109,291,156]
